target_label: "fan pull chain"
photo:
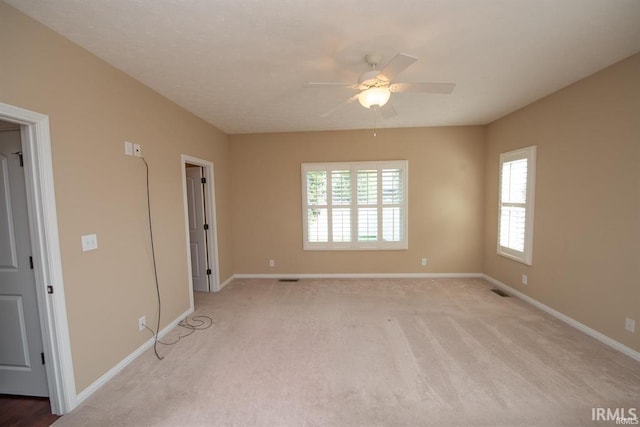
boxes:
[373,108,377,137]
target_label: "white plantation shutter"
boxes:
[302,161,407,250]
[307,208,328,242]
[500,206,525,251]
[497,146,536,264]
[357,169,378,242]
[331,169,351,242]
[382,168,403,242]
[306,170,328,243]
[332,208,351,242]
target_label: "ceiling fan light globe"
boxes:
[358,87,391,109]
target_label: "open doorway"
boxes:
[0,123,49,397]
[0,102,75,415]
[181,155,220,302]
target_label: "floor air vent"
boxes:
[279,279,299,282]
[490,288,510,297]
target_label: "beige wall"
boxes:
[484,53,640,352]
[230,127,486,274]
[0,3,232,392]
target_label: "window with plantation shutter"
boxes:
[302,160,408,250]
[497,146,536,264]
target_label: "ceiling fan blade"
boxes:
[320,94,360,117]
[390,82,456,94]
[377,53,418,82]
[305,82,358,89]
[379,102,397,119]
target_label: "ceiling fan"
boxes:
[307,53,456,118]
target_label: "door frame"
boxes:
[180,155,220,302]
[0,102,76,414]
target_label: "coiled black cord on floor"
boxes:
[142,315,213,347]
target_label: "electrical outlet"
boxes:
[138,316,146,332]
[133,143,142,157]
[522,274,528,285]
[81,234,98,252]
[269,259,275,268]
[124,141,133,156]
[421,257,427,266]
[625,318,635,333]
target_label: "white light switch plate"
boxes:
[81,234,98,252]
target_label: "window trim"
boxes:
[497,146,536,265]
[301,160,408,251]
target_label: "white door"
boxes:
[0,129,48,396]
[186,166,210,292]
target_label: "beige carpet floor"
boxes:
[54,278,640,426]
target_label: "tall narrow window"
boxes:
[302,160,408,250]
[497,146,536,264]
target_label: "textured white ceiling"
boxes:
[6,0,640,134]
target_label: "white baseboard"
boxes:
[219,275,235,290]
[232,272,484,280]
[75,306,194,406]
[483,274,640,362]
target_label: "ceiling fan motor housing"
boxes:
[358,69,390,89]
